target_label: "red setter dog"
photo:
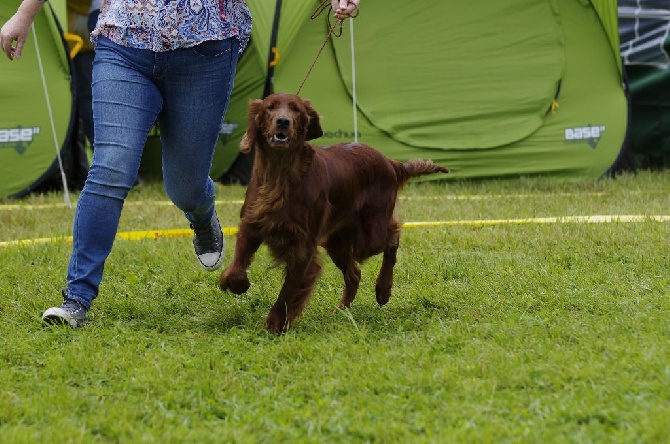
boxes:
[219,93,449,333]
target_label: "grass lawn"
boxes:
[1,171,669,442]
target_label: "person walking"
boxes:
[0,0,360,328]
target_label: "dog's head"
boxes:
[240,93,323,153]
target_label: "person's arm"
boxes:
[332,0,360,20]
[0,0,46,61]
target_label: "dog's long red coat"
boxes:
[219,93,449,333]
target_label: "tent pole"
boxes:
[32,22,72,208]
[349,17,358,143]
[263,0,283,99]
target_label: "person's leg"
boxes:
[61,38,162,311]
[158,38,240,270]
[159,38,239,222]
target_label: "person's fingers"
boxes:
[333,1,346,11]
[348,0,360,9]
[332,0,344,18]
[0,21,21,60]
[344,0,359,12]
[0,34,13,60]
[335,0,359,19]
[1,12,35,61]
[13,36,25,60]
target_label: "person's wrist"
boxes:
[17,0,44,19]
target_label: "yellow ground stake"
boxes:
[116,227,239,241]
[0,227,239,249]
[403,215,670,227]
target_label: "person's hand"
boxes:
[332,0,359,20]
[1,9,37,61]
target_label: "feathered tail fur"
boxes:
[394,159,449,184]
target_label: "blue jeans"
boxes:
[66,37,240,309]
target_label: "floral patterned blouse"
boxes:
[91,0,252,53]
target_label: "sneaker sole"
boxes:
[42,308,87,328]
[198,252,224,271]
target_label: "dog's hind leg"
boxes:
[325,231,361,308]
[375,217,401,306]
[266,249,322,334]
[219,228,262,294]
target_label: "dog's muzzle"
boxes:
[270,116,291,145]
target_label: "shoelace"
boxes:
[61,299,84,312]
[191,223,219,252]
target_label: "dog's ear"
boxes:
[240,99,263,153]
[302,99,323,141]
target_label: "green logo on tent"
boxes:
[0,126,39,155]
[564,125,606,149]
[322,129,362,140]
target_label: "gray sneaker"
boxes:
[190,212,225,271]
[42,289,88,328]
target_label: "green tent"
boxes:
[1,0,629,199]
[0,0,241,197]
[220,0,629,183]
[0,0,84,199]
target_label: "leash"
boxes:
[296,0,358,95]
[349,17,358,142]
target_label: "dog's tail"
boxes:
[395,159,449,184]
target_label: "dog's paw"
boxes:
[218,268,250,294]
[375,284,392,306]
[265,311,289,335]
[338,298,353,310]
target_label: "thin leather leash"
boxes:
[296,1,358,95]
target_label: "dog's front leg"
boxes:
[266,247,322,334]
[219,225,262,294]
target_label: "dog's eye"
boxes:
[267,104,275,111]
[289,104,300,112]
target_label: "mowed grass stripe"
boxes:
[0,192,609,211]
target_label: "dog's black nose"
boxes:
[276,116,290,128]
